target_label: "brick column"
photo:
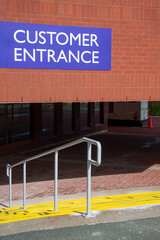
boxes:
[72,102,80,131]
[30,103,42,140]
[88,102,95,127]
[100,102,108,126]
[54,103,63,136]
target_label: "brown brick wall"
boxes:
[0,0,160,103]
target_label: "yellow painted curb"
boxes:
[0,191,160,224]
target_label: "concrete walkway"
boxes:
[0,191,160,237]
[1,217,160,240]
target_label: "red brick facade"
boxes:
[0,0,160,103]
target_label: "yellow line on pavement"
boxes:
[0,191,160,224]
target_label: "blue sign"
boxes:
[0,21,111,70]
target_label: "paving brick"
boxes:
[0,118,160,205]
[0,0,160,102]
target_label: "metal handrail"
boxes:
[6,137,101,217]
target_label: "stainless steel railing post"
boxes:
[9,167,12,208]
[6,164,12,208]
[86,142,92,217]
[23,162,26,209]
[54,151,58,211]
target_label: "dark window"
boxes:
[0,104,7,146]
[14,104,30,142]
[0,104,30,145]
[95,102,100,125]
[42,103,54,135]
[80,102,88,129]
[7,104,14,144]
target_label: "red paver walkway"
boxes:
[0,117,160,205]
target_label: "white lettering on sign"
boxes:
[24,48,35,61]
[39,31,46,44]
[81,51,91,63]
[13,29,100,64]
[14,30,26,43]
[48,49,56,62]
[46,32,56,44]
[56,32,69,45]
[14,48,23,61]
[68,50,80,63]
[70,33,81,46]
[14,48,99,64]
[13,30,99,47]
[91,34,99,47]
